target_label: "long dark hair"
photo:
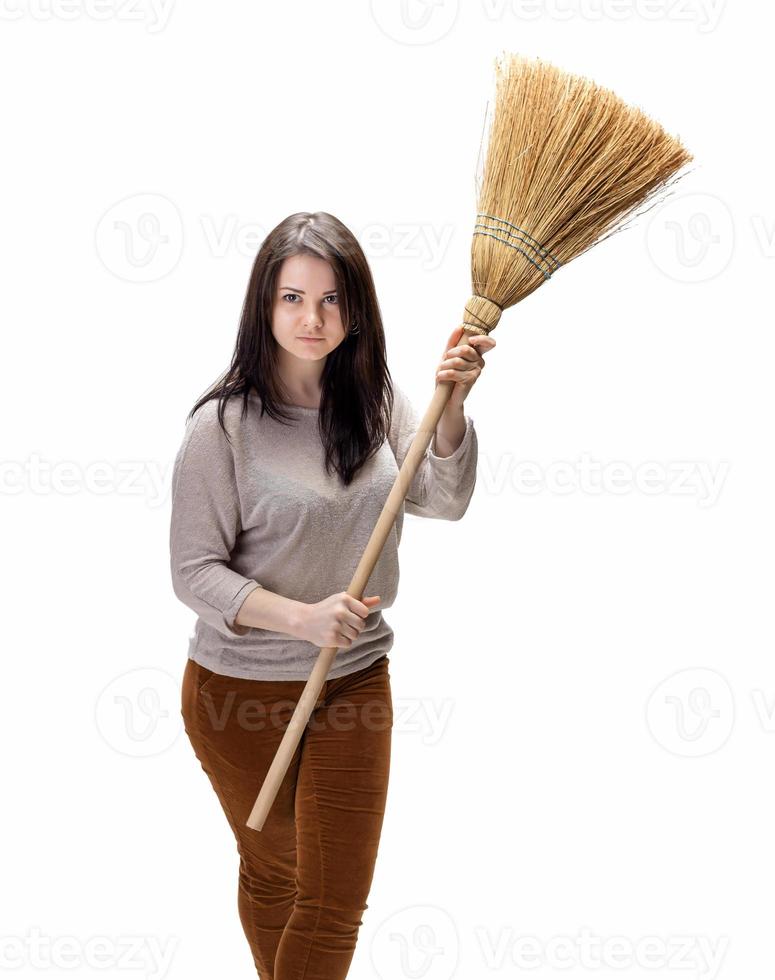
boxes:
[187,211,394,487]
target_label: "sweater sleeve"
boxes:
[169,401,261,638]
[387,382,478,521]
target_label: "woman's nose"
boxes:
[303,305,323,326]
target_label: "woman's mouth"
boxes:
[298,337,323,343]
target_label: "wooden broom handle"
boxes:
[245,343,472,831]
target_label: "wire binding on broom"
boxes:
[474,211,562,280]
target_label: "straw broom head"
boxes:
[462,53,694,336]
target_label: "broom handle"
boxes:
[246,351,470,831]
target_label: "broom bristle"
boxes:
[462,52,694,336]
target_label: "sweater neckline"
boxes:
[247,392,319,413]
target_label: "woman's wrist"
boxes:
[434,404,466,458]
[286,599,308,639]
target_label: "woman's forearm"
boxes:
[434,404,466,458]
[234,584,306,637]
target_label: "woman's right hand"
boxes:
[296,592,381,649]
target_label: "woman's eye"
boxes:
[281,293,337,304]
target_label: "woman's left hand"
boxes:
[436,326,496,410]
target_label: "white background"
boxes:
[2,1,773,978]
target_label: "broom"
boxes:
[246,51,693,831]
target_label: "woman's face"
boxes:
[271,253,347,363]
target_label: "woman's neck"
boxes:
[276,353,323,407]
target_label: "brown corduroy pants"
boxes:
[181,652,393,980]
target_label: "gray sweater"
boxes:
[169,385,478,680]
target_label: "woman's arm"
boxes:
[387,382,478,521]
[170,401,265,638]
[433,403,467,457]
[233,584,306,636]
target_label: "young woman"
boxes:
[170,211,495,979]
